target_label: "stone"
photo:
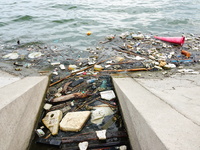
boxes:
[60,111,91,132]
[42,110,63,135]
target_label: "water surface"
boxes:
[0,0,200,50]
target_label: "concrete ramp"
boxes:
[0,76,49,150]
[112,76,200,150]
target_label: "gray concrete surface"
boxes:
[0,75,49,150]
[112,74,200,150]
[0,70,21,88]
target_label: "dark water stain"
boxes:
[12,15,35,22]
[52,19,75,24]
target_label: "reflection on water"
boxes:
[0,0,200,50]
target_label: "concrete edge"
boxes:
[112,77,200,150]
[0,75,49,150]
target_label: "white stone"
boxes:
[96,130,107,140]
[42,110,63,135]
[60,111,91,132]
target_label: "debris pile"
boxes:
[30,74,130,150]
[1,31,200,150]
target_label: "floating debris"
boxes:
[28,52,42,59]
[60,111,91,132]
[3,53,19,60]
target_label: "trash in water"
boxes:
[28,52,42,59]
[91,104,114,125]
[78,141,88,150]
[42,110,63,135]
[100,90,116,100]
[3,53,19,60]
[60,111,91,132]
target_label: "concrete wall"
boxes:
[0,76,49,150]
[112,77,200,150]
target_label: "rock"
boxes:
[60,111,91,132]
[42,110,63,135]
[96,130,107,140]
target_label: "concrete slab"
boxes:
[0,76,49,150]
[112,76,200,150]
[0,70,21,88]
[135,74,200,126]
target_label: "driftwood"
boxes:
[51,92,90,103]
[61,130,127,143]
[50,58,111,87]
[97,68,149,72]
[62,81,72,94]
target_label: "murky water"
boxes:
[1,0,200,50]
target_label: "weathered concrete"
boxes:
[0,70,21,88]
[112,75,200,150]
[0,76,49,150]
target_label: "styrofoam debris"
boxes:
[3,53,19,59]
[91,104,114,125]
[78,141,88,150]
[59,64,66,70]
[28,52,42,59]
[96,130,107,140]
[100,90,116,100]
[43,103,52,110]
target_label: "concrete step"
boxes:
[0,70,21,88]
[112,76,200,150]
[0,76,49,150]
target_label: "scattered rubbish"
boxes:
[28,52,42,59]
[86,31,92,36]
[59,64,65,70]
[43,103,52,110]
[35,129,45,137]
[51,92,90,103]
[94,64,104,71]
[177,69,199,74]
[23,31,200,150]
[91,104,114,125]
[51,62,60,66]
[42,110,63,135]
[68,64,78,71]
[154,36,185,46]
[3,53,19,60]
[96,130,107,140]
[60,111,91,132]
[100,90,116,100]
[119,145,127,150]
[181,50,191,58]
[78,141,89,150]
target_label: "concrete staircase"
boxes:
[112,75,200,150]
[0,73,49,150]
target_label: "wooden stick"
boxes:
[97,68,149,73]
[50,58,110,87]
